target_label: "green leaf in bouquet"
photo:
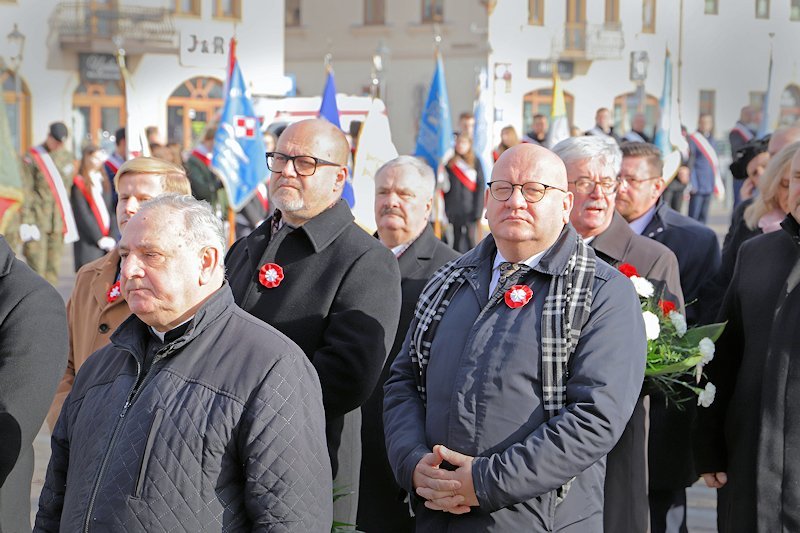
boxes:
[675,322,727,347]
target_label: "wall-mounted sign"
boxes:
[79,53,121,83]
[180,27,229,69]
[527,60,574,80]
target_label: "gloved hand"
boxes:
[97,236,117,252]
[19,224,41,242]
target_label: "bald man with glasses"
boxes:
[225,119,401,524]
[384,143,646,532]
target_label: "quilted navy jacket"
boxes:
[34,285,332,532]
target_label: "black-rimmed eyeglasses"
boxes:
[619,175,661,189]
[487,180,566,203]
[569,177,621,195]
[266,151,343,177]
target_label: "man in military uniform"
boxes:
[19,122,78,285]
[185,126,228,218]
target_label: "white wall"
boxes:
[285,0,488,154]
[0,0,284,150]
[489,0,800,150]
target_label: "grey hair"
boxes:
[137,194,226,267]
[375,155,436,196]
[552,135,623,177]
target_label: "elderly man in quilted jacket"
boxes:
[35,195,331,532]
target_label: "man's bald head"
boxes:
[769,126,800,156]
[281,119,350,164]
[493,143,568,189]
[485,143,572,262]
[269,118,350,226]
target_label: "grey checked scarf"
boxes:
[408,234,596,419]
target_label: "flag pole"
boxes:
[432,25,443,239]
[226,36,238,247]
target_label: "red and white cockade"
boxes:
[258,263,284,288]
[107,281,121,303]
[504,285,533,309]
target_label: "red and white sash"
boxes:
[689,132,725,199]
[731,123,754,143]
[255,182,269,211]
[29,146,79,243]
[192,147,212,167]
[104,152,124,177]
[73,173,111,237]
[450,159,478,193]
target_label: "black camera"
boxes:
[729,135,770,180]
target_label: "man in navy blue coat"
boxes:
[617,142,721,533]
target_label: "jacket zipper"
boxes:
[82,345,174,532]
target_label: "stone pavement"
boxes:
[27,196,732,530]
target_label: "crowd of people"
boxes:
[1,101,799,533]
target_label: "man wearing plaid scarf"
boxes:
[383,144,647,532]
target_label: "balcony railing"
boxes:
[552,22,624,61]
[53,2,178,54]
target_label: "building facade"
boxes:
[490,0,800,147]
[286,0,800,156]
[0,0,285,156]
[284,0,490,154]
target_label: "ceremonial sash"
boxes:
[450,159,478,193]
[73,174,111,237]
[29,146,79,243]
[255,182,269,211]
[690,132,725,198]
[731,123,754,143]
[191,148,212,167]
[104,152,123,176]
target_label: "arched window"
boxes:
[522,88,575,135]
[613,92,659,136]
[72,80,125,150]
[1,69,31,153]
[167,76,224,149]
[780,84,800,126]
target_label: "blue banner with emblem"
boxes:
[318,69,355,207]
[212,60,268,211]
[414,54,453,171]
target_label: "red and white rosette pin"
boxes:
[504,285,533,309]
[258,263,284,289]
[107,280,121,303]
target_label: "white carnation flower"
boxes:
[698,382,716,407]
[642,311,661,340]
[669,311,687,337]
[631,276,655,299]
[698,337,715,365]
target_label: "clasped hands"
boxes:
[412,444,479,514]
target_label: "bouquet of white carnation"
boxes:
[618,263,726,408]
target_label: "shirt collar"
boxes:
[150,316,194,343]
[628,205,657,235]
[492,247,547,272]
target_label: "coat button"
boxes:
[99,323,110,333]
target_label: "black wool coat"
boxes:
[640,200,721,490]
[591,211,684,533]
[694,216,800,533]
[225,200,401,476]
[357,226,459,533]
[0,236,67,532]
